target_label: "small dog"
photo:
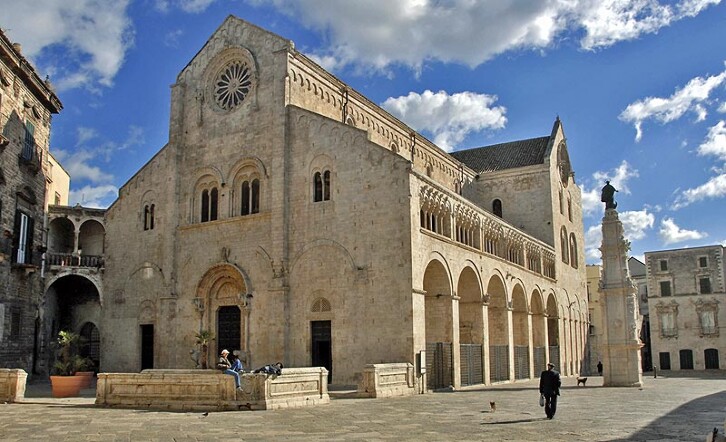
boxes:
[489,401,496,412]
[576,377,588,386]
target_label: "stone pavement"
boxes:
[1,372,725,441]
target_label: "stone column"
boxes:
[599,209,643,387]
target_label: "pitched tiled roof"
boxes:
[450,136,551,173]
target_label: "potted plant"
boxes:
[50,331,87,397]
[195,330,214,369]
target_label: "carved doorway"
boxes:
[140,324,154,370]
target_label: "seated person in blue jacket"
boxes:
[230,353,244,373]
[217,349,241,389]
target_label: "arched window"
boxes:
[201,187,218,222]
[314,172,323,202]
[559,189,564,215]
[210,188,218,221]
[144,204,155,230]
[567,197,573,222]
[323,170,331,201]
[241,181,250,215]
[251,179,260,214]
[144,205,151,231]
[201,190,210,222]
[492,199,502,217]
[314,170,331,202]
[569,233,578,268]
[561,227,569,264]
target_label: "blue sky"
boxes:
[2,0,725,263]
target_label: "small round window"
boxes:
[213,60,252,111]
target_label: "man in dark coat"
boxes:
[539,363,561,419]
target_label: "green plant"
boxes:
[52,331,90,376]
[195,330,214,369]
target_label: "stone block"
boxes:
[357,363,416,398]
[0,369,27,402]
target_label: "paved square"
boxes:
[2,372,725,441]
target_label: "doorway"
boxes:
[679,349,694,370]
[217,306,241,356]
[705,348,719,369]
[79,322,100,370]
[311,320,332,383]
[140,324,154,370]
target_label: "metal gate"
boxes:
[460,344,483,386]
[514,346,530,379]
[426,342,452,390]
[548,346,560,371]
[489,345,509,382]
[533,347,546,377]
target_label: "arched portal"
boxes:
[197,264,250,368]
[78,220,105,266]
[423,259,453,390]
[487,274,510,382]
[530,290,547,376]
[546,293,560,370]
[44,274,102,373]
[512,284,529,380]
[457,266,483,386]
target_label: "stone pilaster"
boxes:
[599,209,643,387]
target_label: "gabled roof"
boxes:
[449,135,551,173]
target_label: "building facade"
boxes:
[0,29,62,373]
[646,245,725,371]
[97,16,588,388]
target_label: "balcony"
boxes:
[46,252,104,269]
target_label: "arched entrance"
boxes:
[512,284,529,380]
[196,264,250,369]
[457,266,483,386]
[487,274,510,383]
[44,274,102,374]
[546,293,560,370]
[530,290,547,376]
[423,259,453,390]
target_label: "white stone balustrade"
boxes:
[357,363,416,398]
[0,369,27,403]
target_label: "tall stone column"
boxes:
[599,208,643,387]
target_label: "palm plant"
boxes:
[53,331,85,376]
[195,330,214,369]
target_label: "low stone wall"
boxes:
[96,367,329,411]
[357,363,416,398]
[0,369,27,403]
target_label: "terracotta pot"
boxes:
[75,371,95,388]
[50,375,85,398]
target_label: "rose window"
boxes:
[214,61,252,111]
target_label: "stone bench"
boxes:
[0,369,27,403]
[357,363,416,398]
[96,367,329,411]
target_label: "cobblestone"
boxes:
[2,372,725,441]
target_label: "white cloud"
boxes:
[585,225,602,262]
[154,0,218,13]
[697,120,726,161]
[580,160,639,216]
[69,185,119,209]
[672,172,726,209]
[620,209,655,241]
[1,0,134,90]
[381,90,507,151]
[52,149,114,183]
[619,65,726,141]
[577,0,721,49]
[718,102,726,113]
[247,0,720,73]
[659,217,707,245]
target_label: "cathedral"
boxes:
[71,16,587,389]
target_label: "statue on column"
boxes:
[601,180,618,209]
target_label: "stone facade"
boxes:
[0,29,62,374]
[100,16,588,389]
[646,245,725,371]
